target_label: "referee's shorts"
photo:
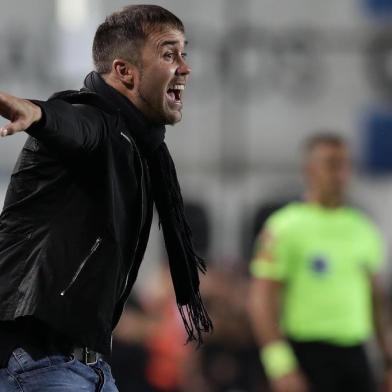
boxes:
[289,340,376,392]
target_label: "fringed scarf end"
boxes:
[178,291,213,348]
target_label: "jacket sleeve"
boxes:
[26,99,110,156]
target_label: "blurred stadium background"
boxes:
[1,0,392,390]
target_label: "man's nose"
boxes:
[175,58,191,76]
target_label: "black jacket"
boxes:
[0,91,153,354]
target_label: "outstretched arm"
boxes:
[0,92,42,137]
[0,91,108,156]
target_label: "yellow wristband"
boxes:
[260,341,298,379]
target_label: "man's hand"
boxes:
[271,370,310,392]
[0,92,42,137]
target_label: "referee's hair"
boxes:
[92,5,184,74]
[304,132,347,154]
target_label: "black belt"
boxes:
[73,347,103,365]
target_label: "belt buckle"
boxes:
[83,347,98,366]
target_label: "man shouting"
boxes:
[0,5,212,391]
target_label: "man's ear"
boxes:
[112,59,137,89]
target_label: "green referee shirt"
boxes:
[250,202,384,346]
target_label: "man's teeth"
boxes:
[170,85,185,90]
[167,85,184,102]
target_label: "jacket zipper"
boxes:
[120,132,144,299]
[60,237,102,296]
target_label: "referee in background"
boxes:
[248,134,392,392]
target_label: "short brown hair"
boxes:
[92,5,184,74]
[305,132,347,154]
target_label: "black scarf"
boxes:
[83,71,212,345]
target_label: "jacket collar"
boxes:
[83,71,166,157]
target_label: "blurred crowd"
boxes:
[110,232,390,392]
[110,263,267,392]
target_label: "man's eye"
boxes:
[181,53,188,60]
[164,53,174,60]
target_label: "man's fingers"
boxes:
[0,93,41,136]
[0,121,23,137]
[0,123,11,137]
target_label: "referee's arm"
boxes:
[248,229,309,392]
[248,275,283,346]
[371,274,392,391]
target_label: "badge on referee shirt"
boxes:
[310,255,330,276]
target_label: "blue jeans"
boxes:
[0,347,118,391]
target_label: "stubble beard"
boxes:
[137,86,181,125]
[137,70,181,125]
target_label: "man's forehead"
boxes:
[308,144,349,162]
[147,29,187,48]
[312,143,348,155]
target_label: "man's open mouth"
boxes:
[166,84,185,103]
